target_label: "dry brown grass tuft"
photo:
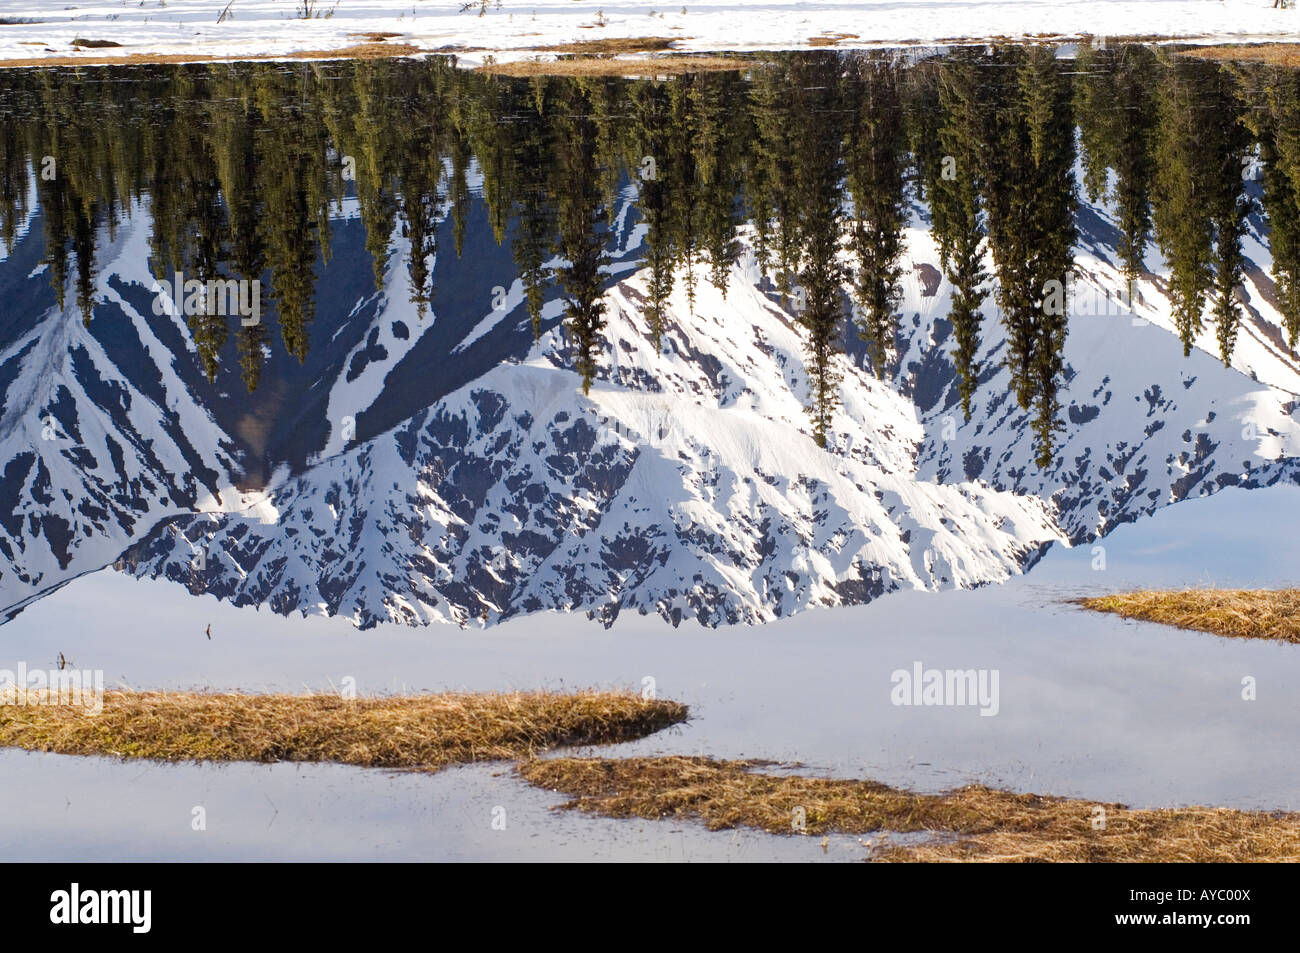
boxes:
[477,54,748,77]
[0,690,687,770]
[519,756,1300,861]
[1179,43,1300,67]
[0,41,420,70]
[535,37,677,55]
[808,33,860,47]
[1078,589,1300,643]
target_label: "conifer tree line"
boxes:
[0,47,1295,466]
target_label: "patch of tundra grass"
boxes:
[0,41,420,70]
[519,756,1300,861]
[1179,43,1300,67]
[477,53,751,76]
[1079,589,1300,643]
[0,690,687,770]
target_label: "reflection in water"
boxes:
[2,48,1296,465]
[2,47,1299,628]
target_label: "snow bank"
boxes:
[0,1,1295,67]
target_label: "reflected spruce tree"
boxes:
[0,113,31,252]
[845,56,909,379]
[789,55,848,447]
[748,59,803,301]
[666,75,703,315]
[510,77,558,342]
[552,79,610,395]
[1239,62,1300,348]
[1208,91,1252,367]
[1022,46,1076,469]
[931,50,990,422]
[630,79,673,349]
[1153,58,1220,358]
